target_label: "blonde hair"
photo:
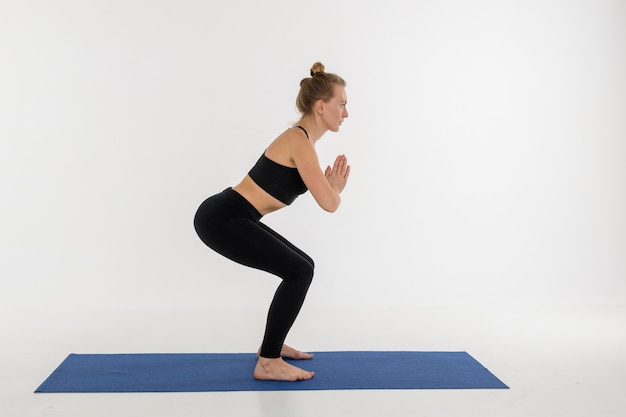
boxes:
[295,62,346,122]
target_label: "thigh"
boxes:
[257,222,314,268]
[212,217,313,281]
[195,189,313,280]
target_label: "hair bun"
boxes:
[310,62,325,76]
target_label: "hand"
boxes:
[325,154,350,193]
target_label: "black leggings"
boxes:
[193,188,314,358]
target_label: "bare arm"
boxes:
[291,138,350,212]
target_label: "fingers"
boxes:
[325,155,350,193]
[332,155,349,177]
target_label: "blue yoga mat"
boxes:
[35,351,508,392]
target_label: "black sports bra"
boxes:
[247,126,309,205]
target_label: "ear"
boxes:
[315,99,324,115]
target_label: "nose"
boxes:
[343,108,349,118]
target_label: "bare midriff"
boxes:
[232,175,287,216]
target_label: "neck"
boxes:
[297,117,327,145]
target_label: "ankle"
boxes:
[258,356,281,365]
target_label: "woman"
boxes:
[194,62,350,382]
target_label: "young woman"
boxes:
[194,62,350,381]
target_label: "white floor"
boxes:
[2,304,625,417]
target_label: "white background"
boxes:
[1,0,624,314]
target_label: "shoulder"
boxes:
[280,126,309,145]
[266,127,313,167]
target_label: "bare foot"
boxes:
[254,357,315,381]
[257,344,314,360]
[280,344,314,360]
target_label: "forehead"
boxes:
[333,85,347,101]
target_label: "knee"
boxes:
[302,261,314,286]
[292,259,314,288]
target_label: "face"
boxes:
[320,85,349,132]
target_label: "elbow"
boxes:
[319,194,341,213]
